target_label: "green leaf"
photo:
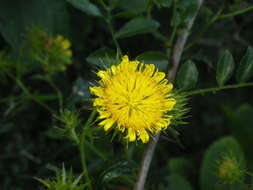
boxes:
[86,47,117,67]
[168,158,193,179]
[115,18,160,39]
[176,60,198,90]
[136,51,168,72]
[157,0,173,8]
[178,0,199,22]
[223,104,253,170]
[0,0,69,51]
[116,0,146,14]
[98,161,137,187]
[236,46,253,82]
[200,136,245,190]
[172,0,199,27]
[167,174,193,190]
[216,50,235,86]
[65,0,102,17]
[0,123,15,134]
[171,10,182,27]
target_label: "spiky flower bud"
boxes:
[217,154,244,185]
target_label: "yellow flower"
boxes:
[90,56,176,143]
[53,35,72,57]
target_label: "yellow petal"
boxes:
[165,98,176,110]
[62,39,71,49]
[93,98,104,106]
[97,71,109,80]
[98,110,110,119]
[122,55,129,62]
[65,50,72,56]
[99,119,114,131]
[111,65,117,75]
[154,72,165,82]
[144,64,155,76]
[139,129,149,143]
[126,128,136,142]
[89,87,104,97]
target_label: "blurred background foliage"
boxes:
[1,0,253,189]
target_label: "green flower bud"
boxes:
[217,154,244,185]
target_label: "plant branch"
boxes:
[134,1,204,190]
[167,0,204,81]
[79,109,97,190]
[46,76,63,110]
[7,73,55,113]
[186,82,253,96]
[218,5,253,20]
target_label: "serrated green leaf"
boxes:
[236,47,253,83]
[176,60,198,90]
[66,0,102,17]
[86,47,117,67]
[216,50,235,86]
[136,51,168,72]
[115,18,160,39]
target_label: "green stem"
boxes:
[186,82,253,96]
[185,8,223,50]
[100,0,121,55]
[16,79,55,113]
[7,73,55,113]
[152,32,170,44]
[46,76,63,110]
[169,25,178,45]
[169,1,179,46]
[102,1,122,56]
[186,5,253,50]
[218,5,253,20]
[79,109,97,190]
[146,0,153,19]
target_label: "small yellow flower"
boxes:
[53,35,72,57]
[90,56,176,143]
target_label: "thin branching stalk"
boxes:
[218,5,253,20]
[79,109,97,190]
[7,73,55,113]
[134,1,204,190]
[186,82,253,96]
[46,76,63,110]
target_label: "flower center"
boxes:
[104,72,166,129]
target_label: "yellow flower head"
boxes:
[53,35,72,57]
[90,56,176,143]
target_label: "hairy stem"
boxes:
[79,109,97,190]
[218,5,253,20]
[186,82,253,96]
[7,73,55,113]
[46,76,63,110]
[134,1,204,190]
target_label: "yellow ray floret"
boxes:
[90,55,176,143]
